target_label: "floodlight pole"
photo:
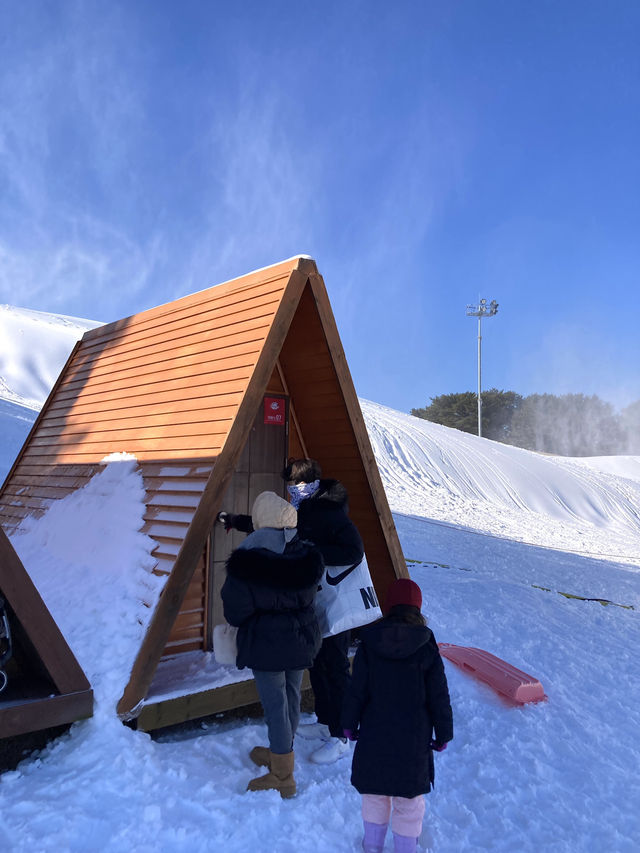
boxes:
[465,298,499,438]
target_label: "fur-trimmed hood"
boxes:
[313,478,349,508]
[225,538,323,591]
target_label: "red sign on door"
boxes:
[264,396,285,425]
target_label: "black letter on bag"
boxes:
[360,586,379,610]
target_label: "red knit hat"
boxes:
[385,578,422,613]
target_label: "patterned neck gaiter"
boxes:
[287,479,320,509]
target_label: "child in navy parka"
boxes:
[341,578,453,853]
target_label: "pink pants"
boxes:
[362,793,426,838]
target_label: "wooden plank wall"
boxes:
[140,461,210,657]
[0,463,104,532]
[8,273,291,469]
[162,367,290,659]
[0,265,297,532]
[0,262,301,658]
[0,264,296,517]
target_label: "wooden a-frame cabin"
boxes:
[0,526,93,739]
[0,256,407,731]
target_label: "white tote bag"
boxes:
[314,554,382,638]
[213,621,238,666]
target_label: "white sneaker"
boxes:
[309,737,350,764]
[297,722,331,740]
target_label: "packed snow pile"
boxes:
[11,460,164,713]
[0,317,639,851]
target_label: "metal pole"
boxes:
[465,298,498,440]
[477,314,482,438]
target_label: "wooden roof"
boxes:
[0,256,407,721]
[0,527,93,738]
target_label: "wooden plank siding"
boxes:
[0,272,292,473]
[0,264,296,512]
[0,260,305,705]
[139,461,212,657]
[0,256,408,729]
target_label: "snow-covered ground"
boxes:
[1,313,639,852]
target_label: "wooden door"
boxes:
[208,395,289,647]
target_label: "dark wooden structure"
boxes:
[0,527,93,738]
[0,256,407,730]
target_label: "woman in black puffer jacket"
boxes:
[219,458,365,766]
[221,490,323,798]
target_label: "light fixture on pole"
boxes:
[465,298,499,438]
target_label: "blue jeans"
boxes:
[252,669,304,755]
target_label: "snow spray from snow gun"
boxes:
[0,594,12,693]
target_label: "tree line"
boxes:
[411,391,640,456]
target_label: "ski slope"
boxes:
[0,305,101,484]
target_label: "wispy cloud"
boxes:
[0,13,328,318]
[0,4,156,318]
[171,78,323,297]
[0,218,161,320]
[327,104,472,327]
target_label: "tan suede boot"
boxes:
[247,750,296,798]
[249,746,270,767]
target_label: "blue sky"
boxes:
[1,1,638,413]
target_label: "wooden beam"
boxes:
[0,528,92,696]
[0,341,82,501]
[275,359,309,458]
[135,672,311,732]
[307,273,408,582]
[0,690,93,738]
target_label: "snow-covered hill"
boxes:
[0,310,639,852]
[0,305,101,408]
[0,305,101,483]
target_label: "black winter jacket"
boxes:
[228,479,364,567]
[341,619,453,798]
[297,479,364,567]
[221,537,324,672]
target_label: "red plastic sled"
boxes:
[438,643,547,705]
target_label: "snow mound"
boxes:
[10,460,164,714]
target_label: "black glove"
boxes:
[217,511,234,531]
[430,739,448,752]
